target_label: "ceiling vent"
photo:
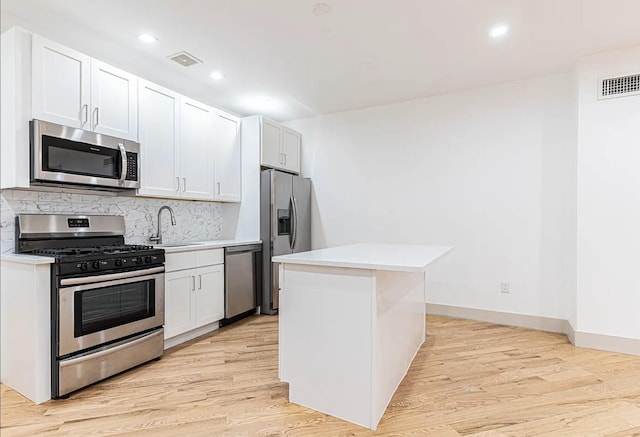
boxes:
[169,51,202,67]
[598,73,640,100]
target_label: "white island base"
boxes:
[275,244,453,430]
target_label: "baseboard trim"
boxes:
[163,322,219,350]
[426,303,640,356]
[426,303,568,334]
[566,321,576,345]
[569,322,640,356]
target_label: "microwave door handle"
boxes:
[118,143,127,185]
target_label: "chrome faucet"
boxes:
[149,206,176,245]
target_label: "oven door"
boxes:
[58,267,164,356]
[31,119,140,189]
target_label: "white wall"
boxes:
[287,73,577,321]
[576,46,640,340]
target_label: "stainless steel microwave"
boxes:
[30,119,140,190]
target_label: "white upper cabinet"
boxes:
[213,111,241,202]
[90,60,138,140]
[138,81,242,202]
[31,34,90,129]
[256,116,301,174]
[138,80,180,198]
[281,127,301,174]
[261,117,283,169]
[2,29,242,200]
[31,35,138,141]
[180,97,215,200]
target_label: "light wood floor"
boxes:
[2,316,640,436]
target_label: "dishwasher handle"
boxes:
[225,244,262,254]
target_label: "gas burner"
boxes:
[93,244,155,254]
[101,244,155,253]
[33,247,101,257]
[32,244,156,258]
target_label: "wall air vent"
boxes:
[169,51,202,67]
[598,73,640,100]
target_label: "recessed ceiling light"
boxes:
[138,33,158,43]
[489,25,508,39]
[210,71,224,81]
[312,3,332,15]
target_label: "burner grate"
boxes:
[31,244,156,257]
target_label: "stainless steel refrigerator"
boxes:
[260,169,311,314]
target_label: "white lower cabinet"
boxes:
[163,249,224,343]
[164,270,195,338]
[194,264,225,326]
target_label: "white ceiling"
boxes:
[2,0,640,121]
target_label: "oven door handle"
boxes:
[59,329,163,368]
[60,266,165,286]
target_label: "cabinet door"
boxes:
[180,98,214,200]
[260,117,282,169]
[164,269,196,339]
[214,111,241,202]
[31,35,90,129]
[137,80,180,198]
[195,264,225,327]
[90,60,138,141]
[282,127,301,174]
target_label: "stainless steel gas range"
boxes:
[15,214,165,398]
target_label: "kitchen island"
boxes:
[273,243,453,430]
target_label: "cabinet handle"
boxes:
[198,275,202,289]
[216,182,221,195]
[81,104,88,127]
[183,177,187,192]
[283,154,287,165]
[94,107,99,127]
[176,177,180,192]
[191,275,195,291]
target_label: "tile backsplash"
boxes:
[0,189,223,253]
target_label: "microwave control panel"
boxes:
[126,152,138,181]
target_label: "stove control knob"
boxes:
[144,256,152,264]
[79,262,89,272]
[133,257,142,265]
[92,261,101,270]
[115,259,123,267]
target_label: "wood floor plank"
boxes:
[2,315,639,436]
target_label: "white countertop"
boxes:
[0,239,262,262]
[1,253,55,265]
[156,239,262,253]
[272,243,454,272]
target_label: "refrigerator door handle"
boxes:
[288,196,294,249]
[291,195,298,250]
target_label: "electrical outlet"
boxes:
[500,281,510,294]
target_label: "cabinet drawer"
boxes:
[165,251,196,272]
[196,249,224,266]
[165,248,224,272]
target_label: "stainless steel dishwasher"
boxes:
[220,243,262,326]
